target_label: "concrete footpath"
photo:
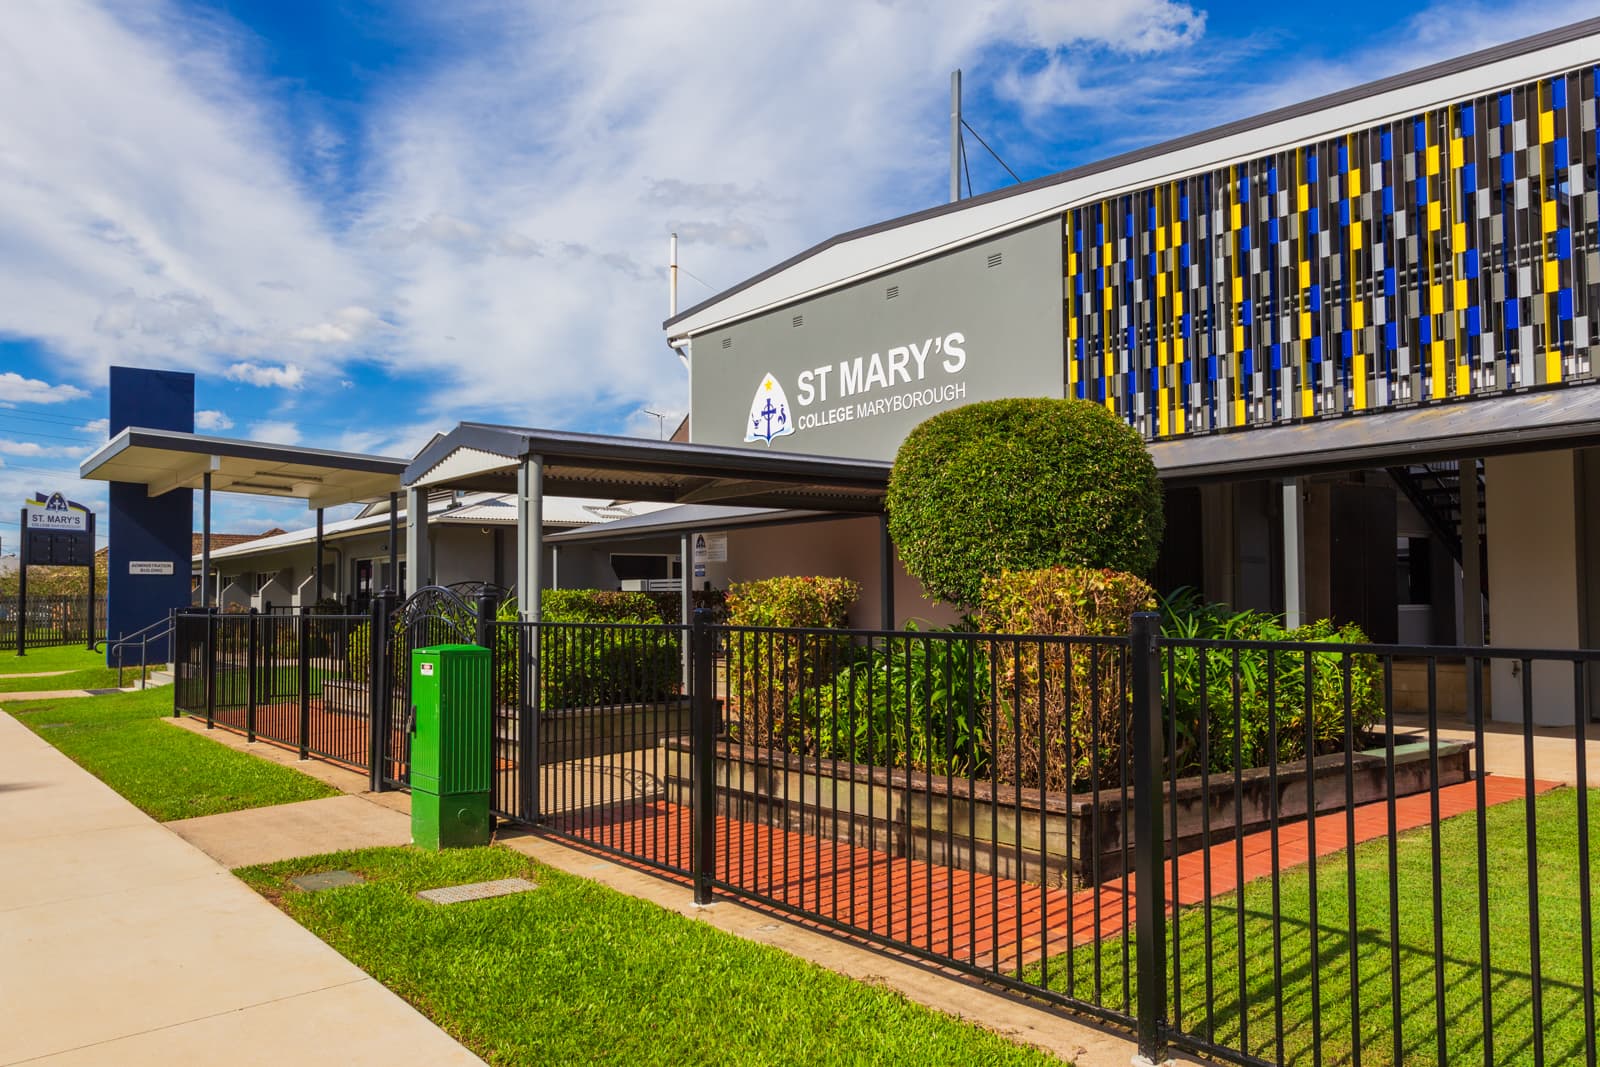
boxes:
[0,711,482,1067]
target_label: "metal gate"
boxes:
[376,586,477,790]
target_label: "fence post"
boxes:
[521,621,539,825]
[1130,610,1169,1064]
[690,609,717,905]
[367,591,393,793]
[474,589,497,649]
[245,608,259,743]
[298,606,312,760]
[204,610,216,729]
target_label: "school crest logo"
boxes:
[744,373,794,445]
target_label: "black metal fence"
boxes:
[0,595,105,650]
[170,603,1599,1066]
[174,607,373,766]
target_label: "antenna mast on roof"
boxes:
[950,70,962,203]
[669,232,679,316]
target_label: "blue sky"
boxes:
[0,0,1593,546]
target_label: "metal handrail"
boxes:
[109,612,175,689]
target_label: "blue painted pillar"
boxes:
[107,367,194,664]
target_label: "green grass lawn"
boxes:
[240,846,1068,1067]
[0,645,108,674]
[1033,788,1600,1066]
[6,686,337,820]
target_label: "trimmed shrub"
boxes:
[977,566,1156,791]
[724,576,858,628]
[1159,590,1383,773]
[887,398,1164,608]
[724,576,859,747]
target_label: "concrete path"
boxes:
[0,687,144,701]
[1394,713,1600,786]
[0,711,482,1067]
[0,670,73,679]
[168,794,412,868]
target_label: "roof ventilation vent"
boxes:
[792,314,804,328]
[721,337,732,349]
[987,252,1004,268]
[886,285,900,300]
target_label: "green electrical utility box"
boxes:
[409,644,492,850]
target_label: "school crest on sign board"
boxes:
[744,373,794,445]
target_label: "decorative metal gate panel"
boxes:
[378,586,477,790]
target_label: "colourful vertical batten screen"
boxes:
[1063,66,1599,440]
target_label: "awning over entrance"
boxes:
[80,427,410,608]
[405,423,890,512]
[406,423,895,626]
[1151,387,1600,485]
[81,427,408,509]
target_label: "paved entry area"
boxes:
[551,775,1558,971]
[0,712,481,1067]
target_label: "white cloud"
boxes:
[0,0,374,383]
[225,362,304,389]
[247,420,300,445]
[194,409,234,431]
[77,417,109,437]
[0,439,81,458]
[0,373,88,406]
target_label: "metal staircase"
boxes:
[1387,460,1487,593]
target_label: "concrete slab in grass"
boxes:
[168,794,411,868]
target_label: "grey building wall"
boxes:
[689,219,1066,461]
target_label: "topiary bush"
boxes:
[976,566,1156,790]
[724,576,859,747]
[887,398,1164,608]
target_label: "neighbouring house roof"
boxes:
[192,492,674,566]
[191,529,284,556]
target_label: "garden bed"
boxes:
[659,736,1471,888]
[495,699,692,764]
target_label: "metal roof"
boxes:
[80,427,408,510]
[406,423,890,513]
[665,17,1600,340]
[546,504,834,544]
[1150,387,1600,485]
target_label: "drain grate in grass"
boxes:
[290,870,366,892]
[417,877,536,904]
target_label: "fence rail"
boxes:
[0,595,105,650]
[170,605,1600,1066]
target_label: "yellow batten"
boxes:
[1354,354,1367,409]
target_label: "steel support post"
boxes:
[297,606,311,759]
[1131,610,1169,1064]
[245,608,259,743]
[201,471,212,609]
[204,609,216,729]
[368,592,393,792]
[690,611,717,904]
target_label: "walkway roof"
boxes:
[406,422,890,513]
[79,427,408,509]
[1150,387,1600,485]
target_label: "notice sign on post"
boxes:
[693,533,727,564]
[22,492,95,567]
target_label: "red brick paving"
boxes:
[551,775,1560,971]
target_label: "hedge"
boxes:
[887,398,1164,607]
[977,566,1156,790]
[724,576,859,747]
